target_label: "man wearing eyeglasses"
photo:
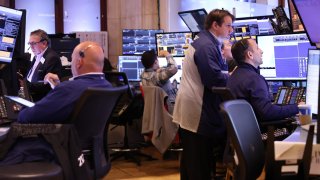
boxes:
[26,29,62,101]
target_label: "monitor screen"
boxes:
[257,33,314,80]
[306,49,320,115]
[156,32,193,57]
[0,6,23,63]
[158,57,184,83]
[292,0,320,46]
[231,16,276,42]
[122,29,163,55]
[178,8,207,33]
[118,55,143,81]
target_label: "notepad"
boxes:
[4,95,35,107]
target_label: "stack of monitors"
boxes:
[155,32,193,57]
[257,33,314,80]
[122,29,163,55]
[231,15,276,42]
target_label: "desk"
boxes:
[275,124,320,175]
[284,126,317,143]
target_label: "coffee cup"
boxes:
[298,104,312,125]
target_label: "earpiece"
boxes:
[79,44,93,58]
[79,50,85,58]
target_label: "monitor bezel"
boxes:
[291,0,317,46]
[0,6,23,63]
[178,8,208,33]
[288,0,305,33]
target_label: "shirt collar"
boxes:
[69,72,104,81]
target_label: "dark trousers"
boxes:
[180,128,217,180]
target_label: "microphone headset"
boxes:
[79,44,93,58]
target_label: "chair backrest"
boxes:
[104,71,134,98]
[69,85,127,178]
[104,71,144,124]
[141,86,178,153]
[70,86,127,147]
[220,99,265,180]
[212,87,235,101]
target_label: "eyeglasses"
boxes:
[28,39,44,46]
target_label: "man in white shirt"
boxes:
[26,29,62,101]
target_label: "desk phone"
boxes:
[274,87,304,105]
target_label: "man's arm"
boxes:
[156,51,178,83]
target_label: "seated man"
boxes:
[0,41,112,165]
[227,38,299,123]
[140,49,178,114]
[26,29,63,101]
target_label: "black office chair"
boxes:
[69,86,128,178]
[105,72,153,166]
[0,124,88,180]
[220,99,314,180]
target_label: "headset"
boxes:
[79,44,93,58]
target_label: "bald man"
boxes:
[17,41,112,123]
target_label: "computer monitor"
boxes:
[155,32,193,57]
[122,29,164,55]
[0,6,23,63]
[306,49,320,116]
[257,33,314,80]
[118,55,143,82]
[292,0,320,47]
[158,57,184,83]
[178,8,207,33]
[231,15,276,42]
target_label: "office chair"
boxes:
[0,124,89,180]
[141,86,179,154]
[105,71,153,166]
[69,86,128,178]
[220,99,314,180]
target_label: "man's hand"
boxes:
[158,50,170,57]
[44,73,60,89]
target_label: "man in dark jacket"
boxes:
[1,41,111,169]
[227,38,299,122]
[26,29,62,101]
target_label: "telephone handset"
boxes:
[272,6,293,34]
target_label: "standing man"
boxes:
[26,29,62,101]
[173,9,234,179]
